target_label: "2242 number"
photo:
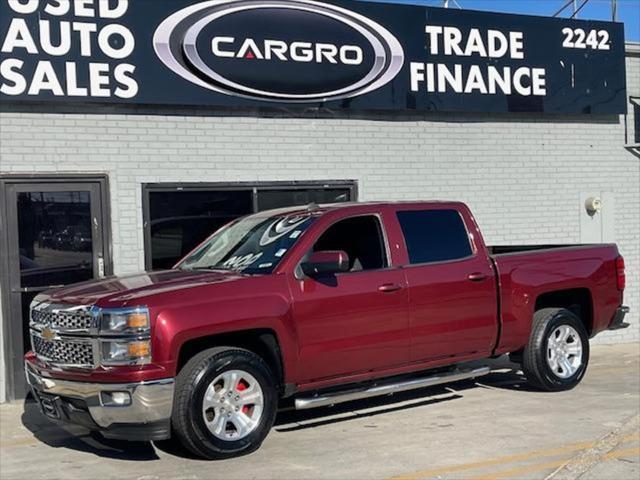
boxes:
[562,28,610,50]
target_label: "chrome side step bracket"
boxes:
[294,366,491,410]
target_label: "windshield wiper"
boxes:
[192,265,236,272]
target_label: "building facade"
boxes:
[1,25,638,401]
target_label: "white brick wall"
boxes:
[0,49,638,401]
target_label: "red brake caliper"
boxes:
[237,380,251,414]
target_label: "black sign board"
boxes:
[0,0,627,114]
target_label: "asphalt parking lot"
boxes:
[1,343,638,480]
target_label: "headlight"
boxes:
[98,307,151,366]
[101,339,151,366]
[99,307,150,334]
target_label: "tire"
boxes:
[522,308,590,391]
[171,347,278,459]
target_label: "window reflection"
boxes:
[257,189,351,211]
[149,190,253,270]
[147,186,354,271]
[17,191,93,288]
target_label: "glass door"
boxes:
[1,179,109,399]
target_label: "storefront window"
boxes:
[148,190,253,270]
[257,189,351,211]
[145,182,355,271]
[17,191,94,287]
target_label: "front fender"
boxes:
[151,292,297,377]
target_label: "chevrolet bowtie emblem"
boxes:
[41,328,56,341]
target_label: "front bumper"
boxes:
[25,362,174,441]
[608,306,630,331]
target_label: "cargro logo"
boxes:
[153,0,405,102]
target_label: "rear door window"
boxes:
[397,209,472,264]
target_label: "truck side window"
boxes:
[313,216,388,271]
[397,210,472,264]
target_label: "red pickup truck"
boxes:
[25,201,629,459]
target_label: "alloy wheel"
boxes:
[546,325,583,379]
[201,369,264,441]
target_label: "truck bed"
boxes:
[488,243,622,355]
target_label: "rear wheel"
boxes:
[522,308,589,391]
[171,347,278,459]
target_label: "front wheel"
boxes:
[522,308,590,391]
[171,347,278,459]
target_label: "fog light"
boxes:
[100,391,132,407]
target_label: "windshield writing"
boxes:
[179,213,315,274]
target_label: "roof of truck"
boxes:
[254,200,467,217]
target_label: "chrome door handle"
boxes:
[467,272,488,282]
[378,283,402,293]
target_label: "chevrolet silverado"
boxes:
[25,201,629,459]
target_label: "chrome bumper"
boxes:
[25,362,174,430]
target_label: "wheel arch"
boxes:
[534,288,594,335]
[176,329,285,392]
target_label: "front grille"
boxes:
[31,334,95,367]
[31,304,94,332]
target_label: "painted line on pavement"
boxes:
[471,446,640,480]
[388,432,639,480]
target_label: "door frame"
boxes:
[0,174,113,400]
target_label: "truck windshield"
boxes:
[178,212,316,274]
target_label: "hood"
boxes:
[38,269,250,307]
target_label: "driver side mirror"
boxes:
[301,250,350,277]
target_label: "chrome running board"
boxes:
[294,366,491,410]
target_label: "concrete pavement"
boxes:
[0,343,638,480]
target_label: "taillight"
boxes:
[616,256,625,291]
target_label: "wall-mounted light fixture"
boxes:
[585,196,602,216]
